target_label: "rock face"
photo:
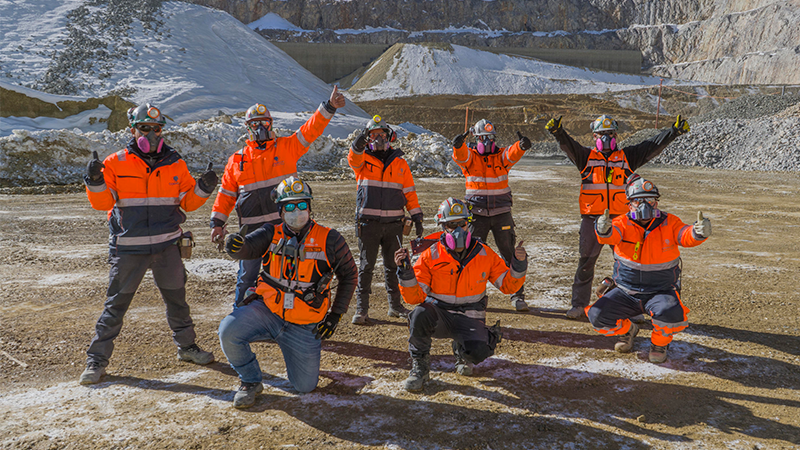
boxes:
[187,0,800,85]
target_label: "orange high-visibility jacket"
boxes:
[211,104,333,228]
[597,212,707,293]
[347,146,422,221]
[85,143,210,255]
[579,148,633,215]
[399,237,526,320]
[452,142,525,216]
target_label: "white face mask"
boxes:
[283,209,310,231]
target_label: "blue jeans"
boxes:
[234,257,262,307]
[218,300,321,393]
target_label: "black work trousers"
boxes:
[355,219,404,313]
[571,214,612,308]
[408,301,499,364]
[471,212,524,300]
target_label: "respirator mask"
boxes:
[629,198,661,221]
[443,220,472,251]
[476,136,497,155]
[136,125,163,154]
[596,133,616,152]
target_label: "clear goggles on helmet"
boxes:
[137,124,162,133]
[630,197,658,206]
[444,219,468,230]
[282,201,309,212]
[248,119,272,130]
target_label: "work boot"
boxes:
[79,361,106,385]
[177,343,215,365]
[351,311,368,325]
[488,320,503,344]
[565,306,585,320]
[512,297,529,312]
[403,354,430,392]
[614,322,640,353]
[649,343,669,364]
[233,381,263,409]
[387,304,410,319]
[631,313,650,324]
[452,342,473,376]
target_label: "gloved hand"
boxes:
[596,209,612,235]
[86,151,105,183]
[211,225,227,252]
[517,131,531,151]
[545,116,562,134]
[314,312,341,340]
[452,131,469,148]
[198,162,218,194]
[694,211,711,238]
[354,130,368,152]
[225,224,248,254]
[673,115,690,135]
[411,213,424,237]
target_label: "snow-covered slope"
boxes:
[349,43,691,101]
[0,0,367,128]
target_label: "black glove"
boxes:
[517,131,531,151]
[452,131,469,148]
[411,213,424,237]
[197,162,218,194]
[314,312,341,340]
[323,100,336,114]
[86,151,105,184]
[225,224,248,254]
[673,115,690,135]
[354,130,368,152]
[545,116,562,134]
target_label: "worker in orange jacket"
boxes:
[545,114,690,320]
[80,103,218,385]
[451,120,532,312]
[210,86,346,307]
[587,174,711,363]
[348,115,424,324]
[394,198,527,392]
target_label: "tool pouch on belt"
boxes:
[402,216,413,236]
[177,231,194,259]
[236,286,262,308]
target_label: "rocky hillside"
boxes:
[187,0,800,85]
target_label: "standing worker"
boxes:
[587,174,710,363]
[80,103,219,384]
[545,114,690,319]
[451,120,532,312]
[348,115,424,324]
[394,198,527,392]
[210,86,346,307]
[218,176,357,408]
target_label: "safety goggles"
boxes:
[248,119,272,130]
[282,201,308,212]
[368,129,388,140]
[595,130,616,137]
[444,219,468,230]
[630,197,658,206]
[136,124,162,133]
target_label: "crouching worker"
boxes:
[587,174,711,363]
[394,198,527,392]
[218,176,357,408]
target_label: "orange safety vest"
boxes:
[255,222,333,325]
[399,238,526,320]
[452,142,525,215]
[579,148,633,215]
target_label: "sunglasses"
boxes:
[283,201,309,212]
[137,124,162,133]
[248,119,272,130]
[595,131,616,136]
[444,219,468,230]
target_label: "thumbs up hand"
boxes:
[517,131,531,151]
[86,151,105,183]
[545,116,563,134]
[198,162,218,194]
[226,224,248,254]
[694,211,711,238]
[673,115,690,135]
[596,209,612,235]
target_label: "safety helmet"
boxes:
[591,114,618,133]
[365,114,396,142]
[435,197,473,224]
[245,103,272,123]
[471,119,496,137]
[625,174,660,200]
[271,176,313,205]
[128,103,167,128]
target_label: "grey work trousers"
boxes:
[355,220,404,313]
[471,212,524,300]
[86,245,196,366]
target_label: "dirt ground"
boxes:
[1,160,799,449]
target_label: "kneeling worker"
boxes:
[394,198,527,392]
[587,174,711,363]
[219,176,357,408]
